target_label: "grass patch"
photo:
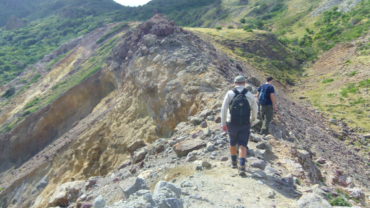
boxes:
[327,93,334,97]
[313,161,322,167]
[329,197,351,206]
[322,78,334,83]
[24,98,39,109]
[347,71,357,77]
[296,178,301,185]
[1,87,15,98]
[96,23,128,44]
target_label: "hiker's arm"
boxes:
[256,91,260,98]
[249,94,258,124]
[270,93,277,111]
[221,92,231,132]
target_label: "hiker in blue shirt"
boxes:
[257,76,277,135]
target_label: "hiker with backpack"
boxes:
[221,76,258,175]
[257,76,277,135]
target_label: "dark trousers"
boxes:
[261,105,273,134]
[226,122,250,147]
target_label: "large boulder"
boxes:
[256,141,272,153]
[119,177,149,199]
[347,188,366,205]
[132,148,148,164]
[152,181,183,208]
[297,150,321,184]
[128,140,146,153]
[250,159,267,170]
[48,181,84,207]
[247,77,261,87]
[297,193,331,208]
[173,139,206,157]
[93,195,106,208]
[143,34,157,47]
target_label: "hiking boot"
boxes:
[232,161,238,169]
[238,166,246,176]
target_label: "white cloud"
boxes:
[114,0,151,7]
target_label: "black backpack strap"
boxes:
[229,89,240,106]
[240,88,248,96]
[232,89,240,96]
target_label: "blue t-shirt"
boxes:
[258,84,275,105]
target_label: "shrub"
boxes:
[351,15,363,25]
[256,21,264,29]
[227,25,234,29]
[359,79,370,87]
[296,178,301,185]
[1,87,15,98]
[240,18,246,24]
[322,78,334,83]
[30,74,41,84]
[345,59,352,64]
[216,26,222,31]
[340,88,348,97]
[22,111,32,117]
[329,197,351,206]
[348,71,356,76]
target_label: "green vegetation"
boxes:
[0,15,109,86]
[227,25,234,29]
[272,0,370,64]
[96,23,128,44]
[0,0,223,87]
[313,161,322,166]
[347,71,357,76]
[0,0,123,27]
[327,190,352,206]
[216,26,222,31]
[1,87,15,98]
[329,197,351,206]
[24,98,40,109]
[296,178,301,185]
[322,78,334,83]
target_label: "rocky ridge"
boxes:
[0,14,370,208]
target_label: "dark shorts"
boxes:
[227,122,250,147]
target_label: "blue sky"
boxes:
[114,0,151,6]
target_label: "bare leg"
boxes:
[239,146,247,159]
[230,145,237,155]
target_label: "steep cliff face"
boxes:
[0,15,370,208]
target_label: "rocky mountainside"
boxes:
[0,14,370,208]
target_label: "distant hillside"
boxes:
[0,0,123,27]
